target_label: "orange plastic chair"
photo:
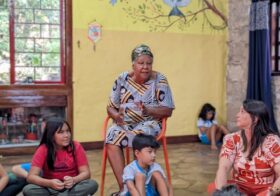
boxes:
[100,116,171,196]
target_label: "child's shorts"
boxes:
[199,133,211,145]
[125,184,159,196]
[146,184,159,196]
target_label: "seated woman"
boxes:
[208,100,280,196]
[106,44,175,195]
[197,103,229,150]
[23,117,98,196]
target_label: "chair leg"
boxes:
[162,137,172,184]
[100,145,107,196]
[126,147,130,165]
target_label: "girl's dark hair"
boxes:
[240,99,279,160]
[198,103,216,121]
[39,117,75,170]
[132,133,160,151]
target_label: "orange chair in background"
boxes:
[100,116,171,196]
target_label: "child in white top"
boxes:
[122,134,173,196]
[197,103,229,150]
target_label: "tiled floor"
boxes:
[1,143,220,196]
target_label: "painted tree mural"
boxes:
[109,0,227,32]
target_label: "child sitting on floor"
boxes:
[12,162,31,179]
[0,163,26,196]
[121,134,173,196]
[197,103,229,150]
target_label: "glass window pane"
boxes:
[0,106,65,146]
[15,0,40,9]
[15,8,34,23]
[15,67,35,83]
[15,38,35,52]
[0,3,10,84]
[15,53,41,67]
[34,67,60,81]
[42,53,60,67]
[41,0,60,9]
[35,10,60,24]
[41,24,60,38]
[35,39,60,53]
[2,0,63,84]
[15,24,40,38]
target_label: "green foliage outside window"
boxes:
[0,0,62,84]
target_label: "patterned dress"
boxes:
[106,71,174,147]
[220,131,280,195]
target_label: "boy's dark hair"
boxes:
[198,103,216,121]
[132,133,160,151]
[212,185,244,196]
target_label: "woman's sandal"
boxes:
[110,191,120,196]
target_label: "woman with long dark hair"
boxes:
[209,100,280,195]
[23,118,98,196]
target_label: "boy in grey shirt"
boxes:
[121,134,173,196]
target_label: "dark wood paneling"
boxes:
[0,146,37,156]
[0,95,67,108]
[0,86,70,97]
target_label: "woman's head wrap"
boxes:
[131,44,153,62]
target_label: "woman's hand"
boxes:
[107,106,124,126]
[135,101,173,119]
[115,108,125,126]
[135,101,147,115]
[49,179,65,190]
[63,176,75,189]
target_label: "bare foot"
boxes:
[211,145,218,150]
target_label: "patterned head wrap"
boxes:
[131,44,154,62]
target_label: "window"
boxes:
[270,0,280,75]
[0,0,72,151]
[0,0,65,84]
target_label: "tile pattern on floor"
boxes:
[0,143,220,196]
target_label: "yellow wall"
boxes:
[72,0,228,142]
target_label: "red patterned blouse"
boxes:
[220,131,280,195]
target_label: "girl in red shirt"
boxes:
[23,117,98,196]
